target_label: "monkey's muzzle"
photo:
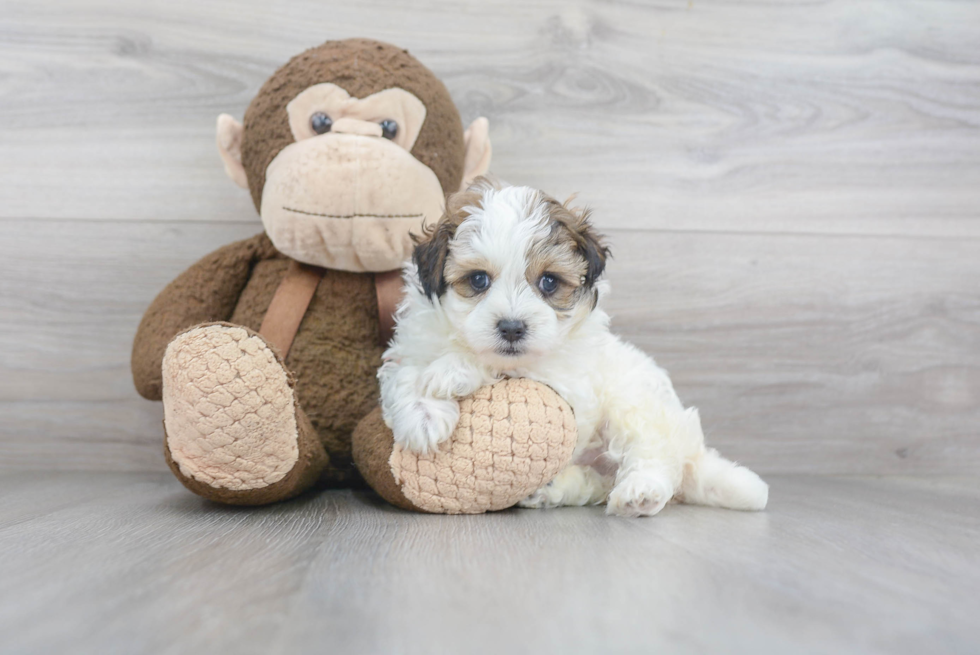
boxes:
[260,134,445,272]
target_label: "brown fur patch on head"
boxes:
[440,177,507,299]
[528,194,610,311]
[412,185,485,299]
[240,38,466,211]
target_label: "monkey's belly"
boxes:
[229,257,384,486]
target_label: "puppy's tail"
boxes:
[680,440,769,511]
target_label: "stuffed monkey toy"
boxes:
[132,39,576,512]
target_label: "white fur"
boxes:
[379,183,768,516]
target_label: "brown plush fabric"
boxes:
[227,239,383,486]
[132,232,384,487]
[351,408,419,512]
[132,234,279,401]
[241,38,465,209]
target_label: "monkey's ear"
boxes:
[460,117,492,191]
[216,114,249,189]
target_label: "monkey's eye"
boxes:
[538,273,560,295]
[380,119,398,140]
[310,112,333,135]
[469,271,490,293]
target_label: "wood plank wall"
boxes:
[1,0,977,474]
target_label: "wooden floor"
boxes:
[1,1,979,653]
[1,470,977,655]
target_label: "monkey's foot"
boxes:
[161,323,327,505]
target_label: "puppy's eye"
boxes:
[469,271,490,292]
[310,112,333,135]
[538,273,560,295]
[380,119,398,139]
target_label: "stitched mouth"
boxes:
[282,206,424,219]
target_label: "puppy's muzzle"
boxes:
[496,319,527,343]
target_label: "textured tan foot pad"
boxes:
[389,379,578,514]
[162,325,299,491]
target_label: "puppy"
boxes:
[378,179,769,517]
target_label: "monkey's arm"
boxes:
[131,233,278,400]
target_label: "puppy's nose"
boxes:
[497,319,527,343]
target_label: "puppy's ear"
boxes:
[564,204,610,287]
[412,188,481,299]
[412,219,454,299]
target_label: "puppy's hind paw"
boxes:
[607,470,673,517]
[518,484,561,510]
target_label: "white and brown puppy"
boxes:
[378,180,769,517]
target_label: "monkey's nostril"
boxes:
[497,319,527,343]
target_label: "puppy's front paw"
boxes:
[417,356,485,400]
[392,396,460,455]
[607,470,674,517]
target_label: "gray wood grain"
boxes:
[1,0,979,236]
[1,3,978,653]
[1,219,977,475]
[1,3,977,652]
[0,471,977,654]
[0,1,978,475]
